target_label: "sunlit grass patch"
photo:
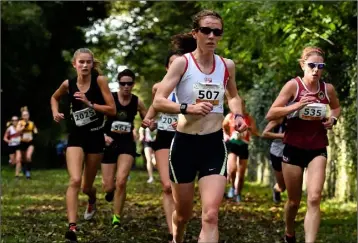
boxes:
[1,166,355,243]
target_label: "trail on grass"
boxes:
[1,168,356,243]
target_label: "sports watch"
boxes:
[331,116,338,125]
[180,103,188,114]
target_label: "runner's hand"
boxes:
[171,121,178,130]
[296,96,316,110]
[188,102,213,116]
[322,117,334,130]
[104,135,113,146]
[142,118,152,128]
[74,92,90,106]
[235,116,248,133]
[53,112,64,123]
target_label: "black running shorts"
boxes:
[8,145,20,154]
[20,141,33,151]
[152,130,175,151]
[270,153,282,172]
[169,129,227,184]
[282,144,327,168]
[102,136,137,164]
[67,129,105,154]
[227,142,249,160]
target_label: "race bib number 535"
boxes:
[299,103,327,121]
[73,108,97,127]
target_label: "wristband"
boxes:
[234,114,244,119]
[88,102,94,109]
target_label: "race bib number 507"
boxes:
[193,82,225,106]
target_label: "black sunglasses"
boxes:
[197,27,223,37]
[119,82,134,86]
[306,62,325,70]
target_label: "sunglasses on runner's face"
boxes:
[119,82,134,86]
[306,62,325,69]
[197,27,223,36]
[12,119,18,122]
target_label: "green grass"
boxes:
[1,166,356,243]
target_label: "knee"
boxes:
[162,182,172,195]
[227,165,236,176]
[287,199,300,209]
[202,208,219,225]
[69,177,81,189]
[175,210,192,224]
[102,179,115,193]
[307,192,321,207]
[115,177,127,190]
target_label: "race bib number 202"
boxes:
[158,114,177,131]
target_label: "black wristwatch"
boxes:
[180,103,188,114]
[331,116,338,125]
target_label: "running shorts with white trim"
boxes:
[169,129,227,184]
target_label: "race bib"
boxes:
[11,136,21,144]
[299,103,327,121]
[111,121,132,133]
[158,114,178,131]
[22,132,33,140]
[193,82,225,107]
[73,108,97,127]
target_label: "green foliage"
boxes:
[2,1,111,144]
[93,1,357,200]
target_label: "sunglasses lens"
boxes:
[200,27,212,35]
[307,63,316,69]
[213,29,223,36]
[318,64,325,69]
[199,27,223,36]
[120,82,133,86]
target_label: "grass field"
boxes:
[1,165,356,243]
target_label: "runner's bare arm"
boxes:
[153,57,186,114]
[262,119,284,139]
[96,76,116,116]
[266,80,302,121]
[138,99,148,120]
[51,80,69,114]
[224,59,243,116]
